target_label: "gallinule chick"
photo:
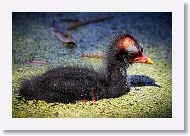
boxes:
[19,33,153,103]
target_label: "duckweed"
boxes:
[12,12,172,118]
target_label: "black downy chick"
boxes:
[19,33,153,103]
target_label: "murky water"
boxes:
[12,12,172,65]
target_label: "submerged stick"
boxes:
[51,20,76,47]
[25,60,49,65]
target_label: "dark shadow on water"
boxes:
[128,75,161,88]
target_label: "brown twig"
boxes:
[51,16,113,48]
[25,60,49,65]
[51,20,76,47]
[53,31,75,44]
[80,53,104,59]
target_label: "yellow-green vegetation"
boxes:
[12,58,172,118]
[12,12,172,118]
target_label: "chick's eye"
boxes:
[129,52,136,58]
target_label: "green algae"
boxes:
[12,13,172,118]
[12,59,172,118]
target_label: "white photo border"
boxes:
[0,0,184,130]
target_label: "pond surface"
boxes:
[12,12,172,65]
[12,12,172,118]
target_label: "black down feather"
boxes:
[19,33,134,103]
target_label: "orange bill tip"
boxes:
[146,58,154,64]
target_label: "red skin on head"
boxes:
[117,37,136,51]
[116,36,153,64]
